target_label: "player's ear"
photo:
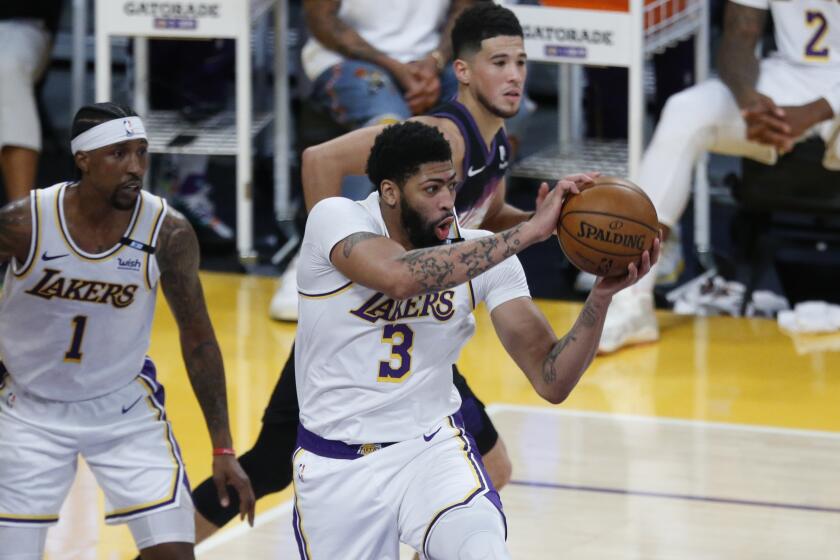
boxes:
[453,58,470,86]
[380,180,400,207]
[74,151,89,175]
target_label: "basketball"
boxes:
[557,176,659,277]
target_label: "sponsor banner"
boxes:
[505,4,635,66]
[97,1,244,37]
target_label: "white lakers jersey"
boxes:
[734,0,840,66]
[295,193,530,444]
[0,182,168,401]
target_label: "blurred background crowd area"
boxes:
[2,0,838,314]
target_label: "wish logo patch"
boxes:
[117,257,142,271]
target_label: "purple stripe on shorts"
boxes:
[107,361,186,522]
[452,413,507,536]
[0,515,57,525]
[292,497,309,559]
[139,357,165,407]
[422,414,508,555]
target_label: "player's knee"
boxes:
[128,498,195,553]
[458,530,508,560]
[425,499,510,560]
[659,87,711,133]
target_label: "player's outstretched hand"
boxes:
[593,230,661,297]
[529,179,580,241]
[213,455,256,526]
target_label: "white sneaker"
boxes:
[598,288,659,354]
[655,229,684,286]
[269,254,300,321]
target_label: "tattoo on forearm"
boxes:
[158,212,231,443]
[718,4,765,101]
[541,300,602,384]
[398,223,526,292]
[342,232,380,258]
[542,335,575,384]
[184,340,231,440]
[579,300,599,328]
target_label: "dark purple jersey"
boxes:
[429,100,511,228]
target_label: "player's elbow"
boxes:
[540,384,572,405]
[301,145,323,177]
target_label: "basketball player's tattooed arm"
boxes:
[157,210,256,523]
[487,290,608,404]
[334,224,530,300]
[0,197,33,264]
[491,238,658,404]
[333,180,575,299]
[718,1,766,109]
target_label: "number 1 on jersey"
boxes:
[379,324,414,382]
[64,315,88,362]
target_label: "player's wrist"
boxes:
[212,447,236,457]
[736,89,762,111]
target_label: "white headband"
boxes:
[71,116,147,154]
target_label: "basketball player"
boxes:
[185,4,600,546]
[292,121,658,558]
[0,102,255,560]
[600,0,840,353]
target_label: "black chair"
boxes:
[731,137,840,313]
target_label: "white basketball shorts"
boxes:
[291,413,506,559]
[0,358,191,527]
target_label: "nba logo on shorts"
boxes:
[124,119,135,137]
[5,392,16,408]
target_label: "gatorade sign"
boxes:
[98,0,244,37]
[502,0,636,66]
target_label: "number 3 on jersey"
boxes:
[64,315,88,362]
[379,324,414,382]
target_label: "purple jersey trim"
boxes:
[432,108,472,189]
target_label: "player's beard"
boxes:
[476,88,518,119]
[400,197,445,249]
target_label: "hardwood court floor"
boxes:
[43,272,840,559]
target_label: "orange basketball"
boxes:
[557,176,659,277]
